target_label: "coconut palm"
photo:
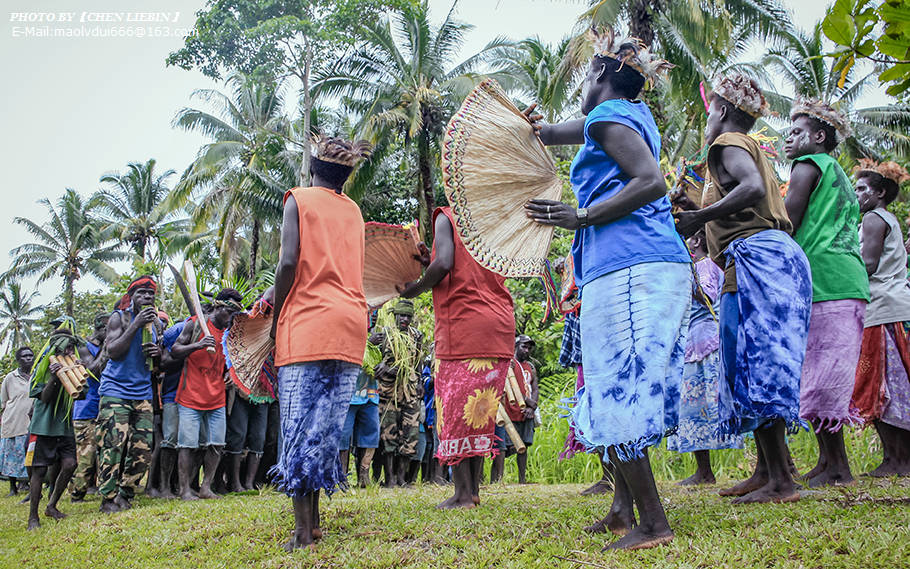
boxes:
[760,23,910,160]
[172,73,296,278]
[2,189,125,317]
[0,283,42,351]
[485,35,577,123]
[314,1,511,238]
[94,159,192,264]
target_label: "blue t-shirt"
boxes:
[160,320,188,404]
[99,310,156,401]
[73,341,101,420]
[569,99,689,286]
[350,369,379,406]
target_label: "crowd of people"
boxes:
[1,23,909,554]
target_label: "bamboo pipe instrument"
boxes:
[49,355,84,398]
[507,368,526,409]
[61,355,88,388]
[496,404,526,454]
[503,372,519,406]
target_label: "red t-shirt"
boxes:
[176,317,227,411]
[432,207,515,360]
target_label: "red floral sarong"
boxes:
[853,323,910,422]
[434,358,508,465]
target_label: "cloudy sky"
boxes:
[0,0,881,302]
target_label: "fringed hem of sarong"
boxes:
[800,410,864,433]
[267,464,349,498]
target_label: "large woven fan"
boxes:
[364,222,423,309]
[442,78,563,277]
[223,302,276,402]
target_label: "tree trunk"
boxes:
[630,0,657,47]
[65,277,75,318]
[416,133,436,243]
[300,41,312,187]
[248,218,260,281]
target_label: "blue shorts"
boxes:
[177,405,226,449]
[339,401,379,451]
[162,402,179,449]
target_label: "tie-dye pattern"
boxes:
[270,360,359,497]
[719,230,812,435]
[571,261,690,462]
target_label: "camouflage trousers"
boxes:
[68,419,98,497]
[379,398,421,458]
[97,396,153,500]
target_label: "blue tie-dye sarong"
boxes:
[569,261,691,462]
[719,229,812,435]
[269,360,359,497]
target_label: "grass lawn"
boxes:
[2,475,908,569]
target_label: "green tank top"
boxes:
[792,153,870,302]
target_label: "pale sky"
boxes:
[0,0,887,304]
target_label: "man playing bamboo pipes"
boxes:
[371,299,425,487]
[97,276,164,513]
[27,317,105,529]
[171,288,243,500]
[491,335,539,484]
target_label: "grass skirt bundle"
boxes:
[442,78,562,278]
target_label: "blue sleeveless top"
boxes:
[99,310,155,401]
[73,341,102,420]
[569,99,689,287]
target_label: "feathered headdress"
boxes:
[587,26,673,88]
[711,73,770,118]
[790,97,852,142]
[312,135,372,168]
[853,159,910,185]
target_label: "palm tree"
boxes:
[486,36,577,123]
[94,159,191,264]
[2,189,125,317]
[760,23,910,160]
[0,283,42,351]
[172,74,296,278]
[314,1,510,238]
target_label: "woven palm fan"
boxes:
[442,78,563,277]
[223,301,275,401]
[363,222,423,309]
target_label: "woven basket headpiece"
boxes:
[711,73,770,118]
[587,26,673,87]
[854,158,910,185]
[312,135,372,167]
[790,97,852,142]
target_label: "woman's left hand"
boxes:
[525,199,579,230]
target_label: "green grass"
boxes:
[1,477,908,569]
[2,400,906,568]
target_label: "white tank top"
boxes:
[861,208,910,326]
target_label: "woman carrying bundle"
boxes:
[524,27,690,550]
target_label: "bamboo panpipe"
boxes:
[49,355,86,398]
[503,373,519,406]
[496,404,526,454]
[507,369,526,409]
[61,355,88,388]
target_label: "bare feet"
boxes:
[70,495,86,503]
[436,495,476,510]
[198,487,220,500]
[676,471,716,486]
[158,488,177,500]
[99,498,122,513]
[731,482,799,504]
[44,505,67,520]
[803,459,826,481]
[27,517,40,531]
[284,530,316,552]
[146,487,162,499]
[808,470,854,488]
[602,527,673,551]
[719,472,767,497]
[114,495,132,510]
[311,528,323,540]
[471,495,480,506]
[863,459,901,478]
[585,509,636,536]
[580,479,613,495]
[180,489,200,501]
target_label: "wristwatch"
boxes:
[576,208,588,228]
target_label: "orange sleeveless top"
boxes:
[431,207,515,360]
[274,187,368,367]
